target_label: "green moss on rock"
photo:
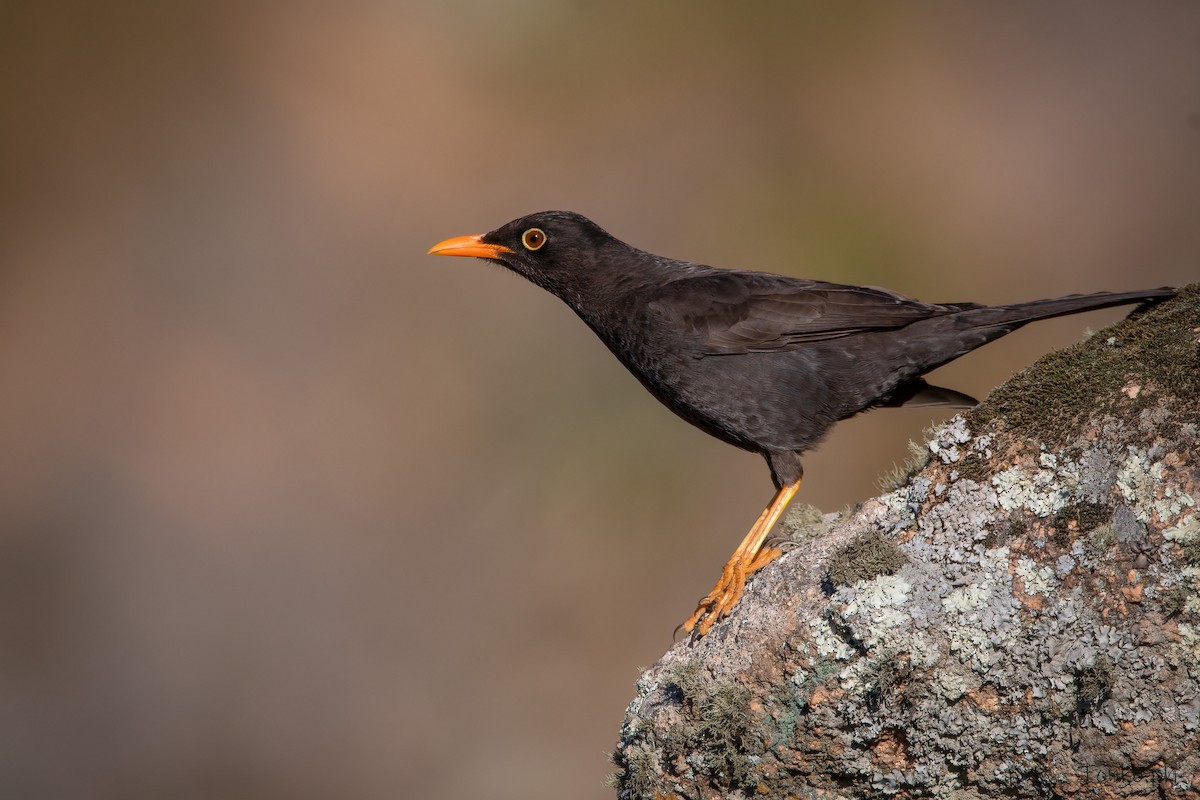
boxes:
[827,530,907,585]
[968,284,1200,446]
[1075,654,1114,720]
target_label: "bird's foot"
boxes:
[676,476,801,639]
[680,545,783,636]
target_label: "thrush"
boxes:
[429,210,1174,636]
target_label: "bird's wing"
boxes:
[647,271,972,355]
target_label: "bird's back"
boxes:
[575,272,1173,457]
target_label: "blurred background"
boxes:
[1,2,1197,798]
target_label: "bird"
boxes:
[429,210,1175,637]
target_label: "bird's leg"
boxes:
[680,477,802,636]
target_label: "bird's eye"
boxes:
[521,228,547,251]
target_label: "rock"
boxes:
[613,284,1200,799]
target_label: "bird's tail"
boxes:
[954,287,1176,330]
[891,286,1177,384]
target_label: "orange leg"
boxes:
[679,477,803,637]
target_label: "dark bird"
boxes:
[429,211,1175,636]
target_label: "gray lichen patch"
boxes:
[1118,448,1198,525]
[1166,517,1200,548]
[992,460,1075,517]
[614,286,1200,800]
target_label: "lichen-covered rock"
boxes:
[613,285,1200,800]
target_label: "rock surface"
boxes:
[613,284,1200,799]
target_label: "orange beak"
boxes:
[427,234,513,260]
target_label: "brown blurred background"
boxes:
[1,2,1197,798]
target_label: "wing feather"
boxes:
[647,271,973,355]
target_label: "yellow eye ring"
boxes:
[521,227,547,251]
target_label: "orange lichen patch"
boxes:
[1159,451,1184,468]
[1100,598,1132,620]
[1132,737,1164,768]
[1113,582,1142,599]
[807,685,844,709]
[1014,580,1046,611]
[871,729,913,770]
[967,685,1000,712]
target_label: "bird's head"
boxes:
[428,211,637,305]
